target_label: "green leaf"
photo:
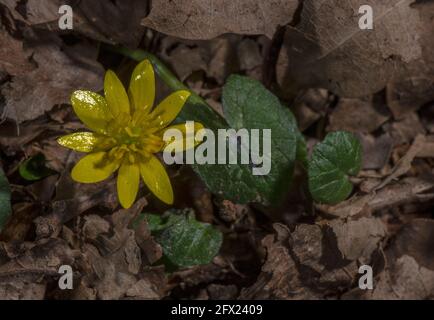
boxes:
[146,213,172,232]
[178,75,299,205]
[146,209,222,268]
[308,131,362,204]
[19,153,56,181]
[223,75,299,203]
[176,94,258,204]
[0,168,12,231]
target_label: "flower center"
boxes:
[102,116,164,165]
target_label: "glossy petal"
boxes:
[117,160,140,209]
[140,155,173,204]
[71,91,112,134]
[159,122,204,151]
[148,90,191,129]
[71,152,119,183]
[104,70,130,117]
[57,132,100,152]
[129,60,155,114]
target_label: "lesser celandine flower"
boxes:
[57,60,203,208]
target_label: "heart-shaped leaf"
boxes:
[146,209,222,268]
[178,75,299,205]
[308,131,362,204]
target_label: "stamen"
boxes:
[129,153,135,163]
[125,127,140,137]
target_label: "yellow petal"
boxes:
[140,155,173,204]
[71,91,112,134]
[117,160,140,209]
[159,122,204,151]
[104,70,130,117]
[71,152,119,183]
[149,90,191,129]
[128,60,155,114]
[57,132,101,152]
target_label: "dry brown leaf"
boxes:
[0,239,75,277]
[290,218,384,292]
[68,200,164,300]
[142,0,299,40]
[164,44,208,82]
[0,111,82,155]
[416,135,434,158]
[360,133,394,170]
[240,224,317,299]
[2,41,103,123]
[391,219,434,270]
[0,203,41,242]
[160,35,241,85]
[292,89,330,132]
[0,29,34,76]
[343,219,434,299]
[327,98,390,133]
[237,38,263,73]
[318,261,359,290]
[0,281,46,300]
[389,112,427,144]
[169,261,230,293]
[290,224,355,293]
[125,278,161,299]
[373,255,434,299]
[317,175,434,218]
[327,217,386,263]
[387,76,434,120]
[291,224,324,273]
[33,156,119,238]
[292,103,320,132]
[374,134,426,190]
[3,0,148,47]
[277,0,434,97]
[0,238,76,300]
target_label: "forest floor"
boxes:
[0,0,433,300]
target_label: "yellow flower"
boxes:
[57,60,203,208]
